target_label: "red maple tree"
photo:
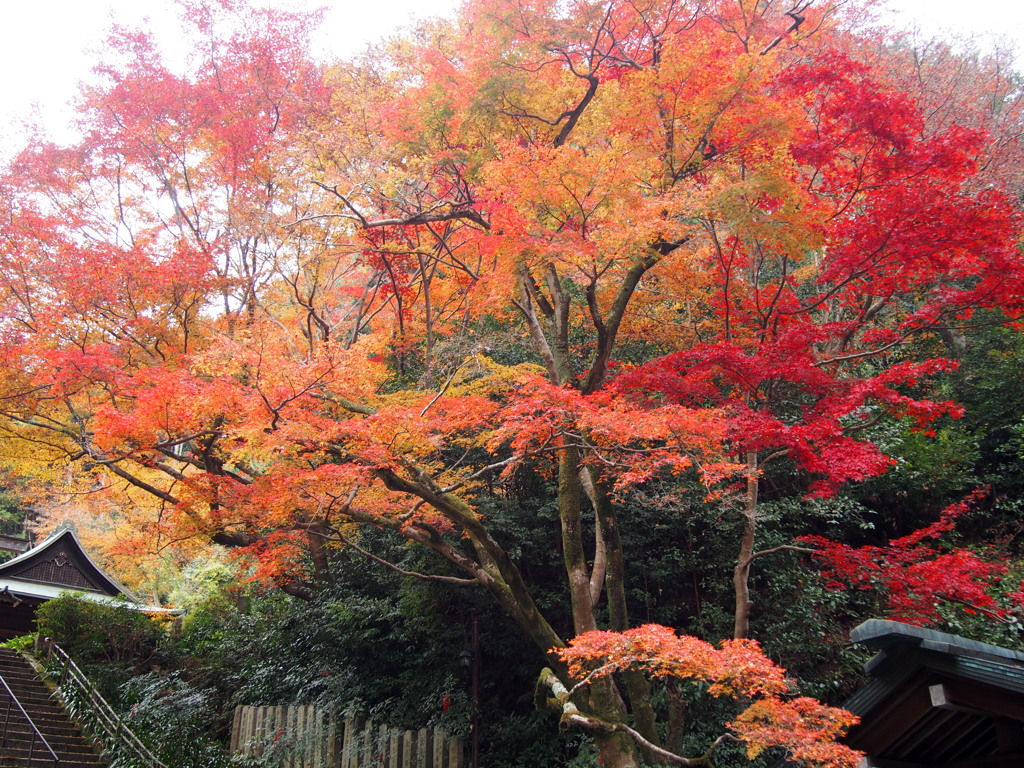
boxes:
[0,1,1020,765]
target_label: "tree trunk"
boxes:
[594,729,642,768]
[560,451,640,766]
[560,445,598,634]
[515,260,648,764]
[733,451,759,639]
[592,470,660,757]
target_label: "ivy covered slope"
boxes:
[0,0,1022,766]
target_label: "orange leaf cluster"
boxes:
[560,625,862,768]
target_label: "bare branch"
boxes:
[760,3,812,55]
[748,544,815,563]
[311,182,490,230]
[310,389,377,416]
[420,360,470,418]
[332,531,479,586]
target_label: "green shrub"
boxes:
[120,673,231,768]
[35,594,163,666]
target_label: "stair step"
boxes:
[0,728,93,746]
[0,688,52,698]
[3,721,85,735]
[3,696,62,711]
[0,753,102,768]
[8,718,71,728]
[4,712,86,732]
[0,676,49,688]
[0,743,97,758]
[3,724,91,741]
[0,704,76,724]
[0,652,103,768]
[0,677,46,687]
[0,697,57,709]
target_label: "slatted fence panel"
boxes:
[231,705,464,768]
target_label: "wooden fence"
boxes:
[230,705,464,768]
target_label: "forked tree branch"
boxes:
[538,668,733,766]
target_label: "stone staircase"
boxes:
[0,647,103,768]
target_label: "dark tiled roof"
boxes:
[843,619,1024,767]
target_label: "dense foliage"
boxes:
[1,0,1022,765]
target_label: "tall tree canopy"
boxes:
[0,0,1021,765]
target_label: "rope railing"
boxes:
[0,673,60,767]
[41,641,166,768]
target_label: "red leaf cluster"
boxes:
[801,490,1017,624]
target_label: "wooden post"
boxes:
[362,718,375,767]
[276,705,288,758]
[377,724,388,768]
[230,706,243,753]
[304,704,315,768]
[344,714,367,768]
[448,735,464,768]
[329,711,342,768]
[257,706,269,757]
[418,728,432,768]
[431,729,445,768]
[296,705,309,768]
[244,707,256,754]
[252,707,262,754]
[389,728,403,768]
[314,707,325,768]
[401,730,416,768]
[284,706,295,768]
[341,715,355,768]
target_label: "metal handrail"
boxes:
[0,673,60,767]
[43,641,166,768]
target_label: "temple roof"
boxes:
[0,527,140,605]
[844,619,1024,767]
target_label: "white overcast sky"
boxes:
[0,0,1021,157]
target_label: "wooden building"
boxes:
[0,527,144,639]
[843,619,1024,767]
